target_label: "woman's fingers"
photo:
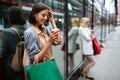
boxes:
[49,30,61,43]
[51,31,59,38]
[33,54,39,64]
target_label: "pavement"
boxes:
[78,26,120,80]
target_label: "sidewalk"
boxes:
[79,26,120,80]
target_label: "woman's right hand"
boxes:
[48,9,54,23]
[91,30,94,35]
[52,29,62,45]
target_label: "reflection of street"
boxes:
[52,33,83,78]
[53,25,115,78]
[52,45,65,77]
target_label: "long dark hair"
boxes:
[29,3,50,25]
[8,6,26,25]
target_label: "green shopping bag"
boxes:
[25,59,63,80]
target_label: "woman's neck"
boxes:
[33,24,44,32]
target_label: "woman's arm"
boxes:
[34,41,52,63]
[80,28,91,41]
[48,9,62,45]
[34,30,59,63]
[48,9,57,29]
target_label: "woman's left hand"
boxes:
[48,9,54,23]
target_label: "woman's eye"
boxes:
[42,14,46,17]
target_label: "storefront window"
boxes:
[0,0,85,79]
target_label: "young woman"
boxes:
[24,2,62,66]
[79,17,96,80]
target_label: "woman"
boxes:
[0,6,26,80]
[24,2,61,66]
[67,18,80,71]
[79,17,95,80]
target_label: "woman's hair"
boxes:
[80,17,90,27]
[29,2,50,24]
[8,6,26,25]
[71,18,80,27]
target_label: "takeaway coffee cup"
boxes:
[51,28,59,32]
[51,28,62,45]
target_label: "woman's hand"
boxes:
[91,30,94,35]
[48,9,54,23]
[48,9,57,29]
[48,29,60,44]
[43,54,53,61]
[52,29,62,45]
[90,30,94,39]
[33,54,39,64]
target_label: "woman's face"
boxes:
[35,9,49,25]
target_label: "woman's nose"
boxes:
[44,16,48,20]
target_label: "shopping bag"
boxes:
[25,59,63,80]
[92,37,101,55]
[24,66,29,80]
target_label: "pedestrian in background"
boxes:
[24,2,61,69]
[0,6,26,80]
[79,17,95,80]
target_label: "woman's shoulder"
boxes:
[24,26,37,38]
[24,26,34,33]
[79,27,85,30]
[79,27,87,33]
[70,27,78,31]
